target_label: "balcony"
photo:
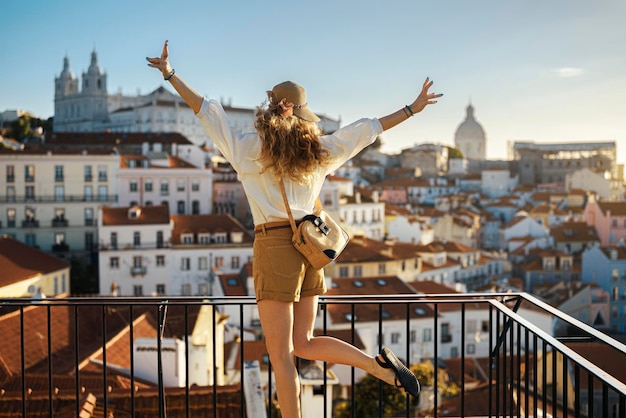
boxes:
[0,293,624,417]
[21,219,39,228]
[52,217,69,227]
[0,194,118,203]
[130,266,147,276]
[51,242,69,252]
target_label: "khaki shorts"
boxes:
[253,222,326,302]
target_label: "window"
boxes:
[25,185,35,200]
[156,231,164,248]
[214,256,224,269]
[129,180,138,192]
[423,328,432,342]
[177,200,185,214]
[54,185,64,202]
[133,256,143,268]
[378,264,386,274]
[85,232,94,250]
[450,346,459,358]
[481,320,489,333]
[391,332,401,344]
[6,165,14,182]
[6,186,15,202]
[339,267,348,278]
[198,257,208,270]
[84,165,92,182]
[54,208,65,221]
[181,257,190,271]
[198,283,209,296]
[192,200,200,214]
[97,185,108,201]
[198,233,210,244]
[181,283,192,296]
[160,180,169,195]
[54,165,64,182]
[25,233,36,246]
[156,255,165,266]
[133,232,141,246]
[98,165,107,182]
[156,284,166,295]
[84,185,93,201]
[181,233,194,244]
[441,323,451,343]
[177,179,185,192]
[191,180,200,192]
[231,256,240,270]
[25,164,35,182]
[54,232,65,245]
[110,232,118,249]
[410,330,417,343]
[353,266,362,277]
[467,344,476,354]
[612,219,618,228]
[133,285,143,296]
[25,207,36,221]
[83,208,94,226]
[110,257,119,268]
[145,179,153,192]
[7,208,16,228]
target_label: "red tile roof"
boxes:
[0,237,69,286]
[170,214,253,244]
[101,205,170,226]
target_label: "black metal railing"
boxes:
[0,293,624,418]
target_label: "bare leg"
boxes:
[257,299,301,418]
[292,295,397,386]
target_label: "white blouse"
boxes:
[195,98,382,225]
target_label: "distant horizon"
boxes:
[1,0,625,164]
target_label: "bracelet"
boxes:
[164,69,175,81]
[402,106,410,118]
[405,105,415,117]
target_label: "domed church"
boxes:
[454,103,486,160]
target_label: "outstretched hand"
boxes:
[409,78,442,114]
[146,40,173,79]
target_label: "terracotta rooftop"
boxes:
[170,214,253,244]
[597,201,626,216]
[101,205,170,226]
[0,237,70,287]
[550,221,599,243]
[326,276,434,324]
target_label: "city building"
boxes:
[583,198,626,246]
[581,245,626,333]
[512,141,617,186]
[0,148,118,258]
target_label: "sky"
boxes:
[1,0,625,163]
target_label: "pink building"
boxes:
[584,200,626,245]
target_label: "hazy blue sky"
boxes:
[1,0,625,163]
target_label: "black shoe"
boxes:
[375,347,420,397]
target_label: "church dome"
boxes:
[454,104,485,141]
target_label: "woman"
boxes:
[147,40,442,418]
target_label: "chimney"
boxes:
[355,192,361,204]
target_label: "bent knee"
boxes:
[293,338,314,360]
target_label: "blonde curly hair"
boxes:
[254,102,331,184]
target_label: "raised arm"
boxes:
[378,77,442,132]
[146,40,203,114]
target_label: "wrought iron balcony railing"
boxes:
[0,293,624,418]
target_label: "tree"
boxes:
[446,145,464,159]
[334,373,410,418]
